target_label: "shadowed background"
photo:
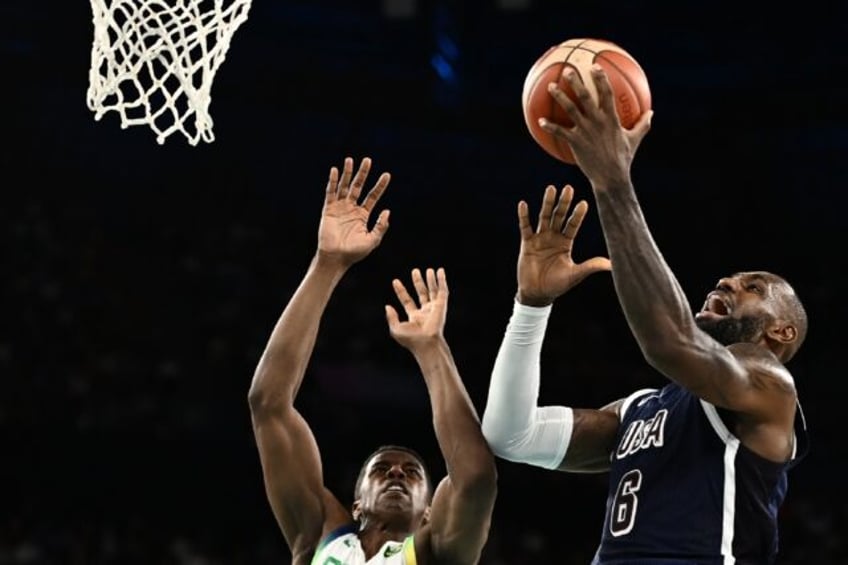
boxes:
[3,1,847,563]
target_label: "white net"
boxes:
[87,0,252,145]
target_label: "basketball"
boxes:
[521,38,652,164]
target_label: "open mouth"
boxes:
[700,294,731,316]
[383,483,408,496]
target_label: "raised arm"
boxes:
[385,268,497,565]
[481,185,620,473]
[247,157,391,562]
[540,66,788,419]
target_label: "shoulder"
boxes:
[727,343,796,397]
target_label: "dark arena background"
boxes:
[3,1,847,563]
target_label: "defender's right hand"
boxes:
[516,184,611,306]
[317,156,391,268]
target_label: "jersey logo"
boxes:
[615,409,668,459]
[384,544,403,558]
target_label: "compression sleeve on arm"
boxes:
[481,300,573,470]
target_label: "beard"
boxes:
[695,314,765,346]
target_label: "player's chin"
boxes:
[694,311,725,328]
[378,499,412,516]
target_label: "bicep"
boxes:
[251,408,349,555]
[558,402,622,473]
[416,476,496,565]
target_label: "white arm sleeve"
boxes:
[481,300,573,470]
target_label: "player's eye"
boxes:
[746,284,763,294]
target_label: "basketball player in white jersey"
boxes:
[248,156,497,565]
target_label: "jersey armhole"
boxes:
[313,523,357,557]
[789,399,810,466]
[619,388,660,421]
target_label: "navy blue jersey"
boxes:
[592,383,809,565]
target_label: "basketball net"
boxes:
[87,0,252,145]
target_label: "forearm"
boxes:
[592,182,696,349]
[412,339,496,488]
[248,254,347,408]
[481,301,572,469]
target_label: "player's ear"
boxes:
[352,500,362,522]
[766,319,797,346]
[422,505,431,525]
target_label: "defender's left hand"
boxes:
[386,268,448,350]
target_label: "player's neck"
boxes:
[358,517,412,559]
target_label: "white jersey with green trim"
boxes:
[311,524,417,565]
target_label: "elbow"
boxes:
[246,377,265,411]
[481,417,511,459]
[247,373,287,416]
[246,386,264,412]
[481,411,534,461]
[480,452,499,487]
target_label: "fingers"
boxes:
[391,268,447,321]
[347,157,372,201]
[529,185,577,234]
[336,157,354,198]
[325,165,340,203]
[562,199,589,240]
[590,65,620,126]
[582,256,612,273]
[361,172,391,213]
[385,304,400,329]
[392,278,417,318]
[435,267,448,298]
[538,117,572,140]
[425,268,439,302]
[326,156,392,214]
[424,267,448,301]
[370,209,391,242]
[535,185,557,233]
[546,73,586,129]
[561,67,594,112]
[551,185,575,232]
[629,109,653,153]
[517,201,532,240]
[411,268,429,305]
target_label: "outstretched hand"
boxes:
[540,65,652,189]
[318,156,391,268]
[386,268,448,351]
[516,184,611,306]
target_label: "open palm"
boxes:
[386,268,448,350]
[318,157,391,266]
[517,184,611,306]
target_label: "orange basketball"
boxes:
[522,38,652,164]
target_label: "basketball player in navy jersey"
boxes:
[248,156,497,565]
[481,65,809,564]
